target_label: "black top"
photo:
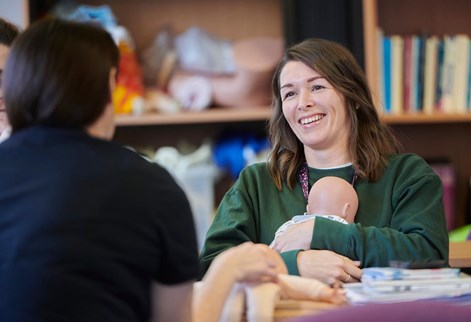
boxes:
[0,126,199,322]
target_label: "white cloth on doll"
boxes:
[269,214,348,248]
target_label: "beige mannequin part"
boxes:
[218,247,345,322]
[307,176,359,223]
[220,275,345,322]
[169,37,284,109]
[194,243,285,322]
[211,37,284,107]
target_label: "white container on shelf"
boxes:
[178,164,219,250]
[153,142,218,250]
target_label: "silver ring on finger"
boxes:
[345,273,351,283]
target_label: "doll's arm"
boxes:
[277,274,346,304]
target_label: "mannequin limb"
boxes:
[211,37,283,107]
[242,274,344,322]
[169,37,283,108]
[244,282,281,322]
[219,283,245,322]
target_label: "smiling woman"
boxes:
[199,38,449,287]
[279,61,351,157]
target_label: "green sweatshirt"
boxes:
[199,153,449,277]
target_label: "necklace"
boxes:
[298,163,358,200]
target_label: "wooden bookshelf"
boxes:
[115,110,471,127]
[364,0,471,228]
[115,107,272,127]
[381,113,471,125]
[449,241,471,268]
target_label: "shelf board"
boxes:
[115,107,272,126]
[381,113,471,124]
[116,107,471,127]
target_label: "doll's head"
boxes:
[307,176,358,223]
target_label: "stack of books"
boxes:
[345,267,471,304]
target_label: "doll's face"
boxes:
[0,44,10,134]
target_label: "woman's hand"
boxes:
[271,219,315,252]
[220,242,287,283]
[297,249,362,286]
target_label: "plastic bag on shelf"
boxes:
[141,27,178,89]
[54,4,117,29]
[175,26,235,75]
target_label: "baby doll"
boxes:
[271,176,359,248]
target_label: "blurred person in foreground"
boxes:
[0,17,200,322]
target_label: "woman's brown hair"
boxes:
[0,17,20,46]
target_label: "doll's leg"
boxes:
[219,282,245,322]
[244,282,281,322]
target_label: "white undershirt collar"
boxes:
[314,162,352,170]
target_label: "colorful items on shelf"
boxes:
[55,3,145,115]
[113,37,145,115]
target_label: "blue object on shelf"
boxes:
[213,133,269,178]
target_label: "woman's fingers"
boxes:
[338,255,362,281]
[298,250,363,285]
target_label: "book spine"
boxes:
[383,36,392,113]
[423,36,439,114]
[439,36,456,112]
[416,35,427,111]
[403,36,412,113]
[453,34,470,112]
[391,35,404,115]
[435,39,445,112]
